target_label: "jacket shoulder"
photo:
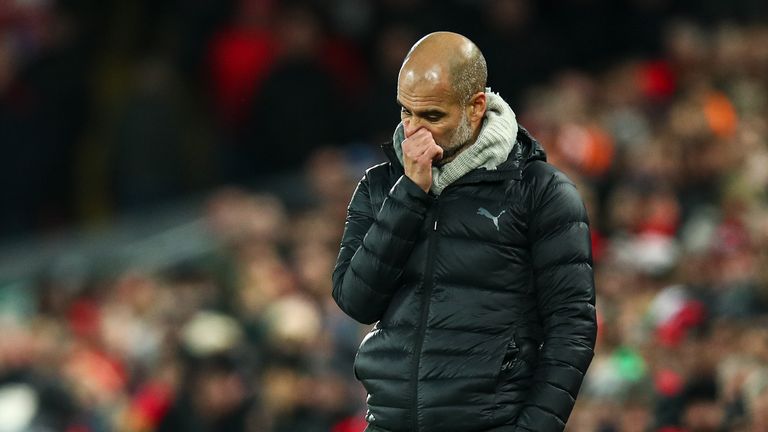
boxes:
[519,160,584,221]
[360,161,400,212]
[521,159,574,189]
[363,161,400,186]
[364,161,393,177]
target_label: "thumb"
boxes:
[433,144,444,162]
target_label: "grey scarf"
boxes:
[392,89,518,195]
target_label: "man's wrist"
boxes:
[390,175,432,212]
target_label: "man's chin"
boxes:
[435,141,472,166]
[432,156,452,167]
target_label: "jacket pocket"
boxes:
[490,333,525,425]
[498,335,522,377]
[493,334,535,425]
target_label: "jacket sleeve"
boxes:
[513,172,597,432]
[332,172,432,324]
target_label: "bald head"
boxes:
[399,32,487,104]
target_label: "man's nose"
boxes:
[403,118,424,138]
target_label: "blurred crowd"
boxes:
[2,0,767,236]
[530,20,768,432]
[2,0,768,431]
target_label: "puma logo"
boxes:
[477,208,506,231]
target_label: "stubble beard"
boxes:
[434,111,474,166]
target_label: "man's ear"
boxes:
[469,91,487,124]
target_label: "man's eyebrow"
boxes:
[396,99,445,117]
[421,109,445,117]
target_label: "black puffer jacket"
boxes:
[332,127,597,432]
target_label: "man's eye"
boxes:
[400,107,411,115]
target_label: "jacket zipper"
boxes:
[411,198,439,432]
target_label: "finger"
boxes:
[418,144,440,162]
[404,141,431,161]
[411,127,430,139]
[426,144,444,162]
[410,130,436,151]
[404,128,429,144]
[402,133,432,157]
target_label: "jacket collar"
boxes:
[391,91,518,195]
[380,125,546,186]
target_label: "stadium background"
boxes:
[1,0,767,430]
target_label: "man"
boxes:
[332,32,596,432]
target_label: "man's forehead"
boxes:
[399,63,443,85]
[397,65,453,102]
[396,81,453,108]
[398,58,449,85]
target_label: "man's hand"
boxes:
[402,122,443,193]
